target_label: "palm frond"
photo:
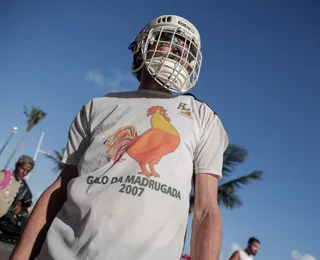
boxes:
[188,170,263,212]
[222,144,248,176]
[23,105,29,117]
[217,186,242,209]
[24,106,46,131]
[219,170,263,189]
[189,186,242,211]
[217,170,263,209]
[53,149,64,161]
[45,147,65,172]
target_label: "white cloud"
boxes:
[86,70,105,85]
[105,69,135,92]
[85,69,136,92]
[291,249,316,260]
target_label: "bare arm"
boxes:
[190,173,222,260]
[10,164,78,260]
[229,251,240,260]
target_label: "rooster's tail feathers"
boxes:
[104,125,137,162]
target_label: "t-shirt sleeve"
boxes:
[62,101,92,166]
[194,104,229,179]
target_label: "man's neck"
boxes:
[13,172,21,182]
[138,68,172,94]
[244,248,251,256]
[138,84,171,94]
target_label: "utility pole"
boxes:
[0,127,18,158]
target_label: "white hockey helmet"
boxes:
[128,15,202,93]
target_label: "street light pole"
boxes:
[33,132,51,161]
[0,127,18,158]
[25,132,50,181]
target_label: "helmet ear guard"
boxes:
[129,15,202,93]
[131,52,143,81]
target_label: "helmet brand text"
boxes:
[178,20,195,34]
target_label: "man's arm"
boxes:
[10,164,78,260]
[229,251,240,260]
[190,173,222,260]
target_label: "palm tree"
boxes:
[45,147,65,172]
[4,106,46,169]
[189,144,263,213]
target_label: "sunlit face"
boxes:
[147,31,198,73]
[15,163,33,180]
[249,241,260,255]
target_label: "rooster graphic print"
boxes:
[103,106,180,178]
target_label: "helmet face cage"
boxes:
[129,16,202,93]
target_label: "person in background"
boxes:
[229,237,261,260]
[0,155,34,244]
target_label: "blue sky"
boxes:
[0,1,319,259]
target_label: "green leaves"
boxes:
[189,144,263,213]
[45,147,65,172]
[222,144,248,177]
[217,170,263,209]
[3,105,46,169]
[24,106,46,132]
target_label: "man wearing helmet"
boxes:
[130,15,202,93]
[11,15,228,260]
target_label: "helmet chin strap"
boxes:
[145,57,189,93]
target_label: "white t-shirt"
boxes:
[38,90,228,260]
[239,250,254,260]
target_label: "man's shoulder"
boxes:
[81,93,130,113]
[20,178,29,187]
[229,250,240,260]
[88,91,180,107]
[104,91,134,98]
[0,170,13,184]
[19,178,33,197]
[181,93,218,116]
[88,91,149,105]
[84,91,135,102]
